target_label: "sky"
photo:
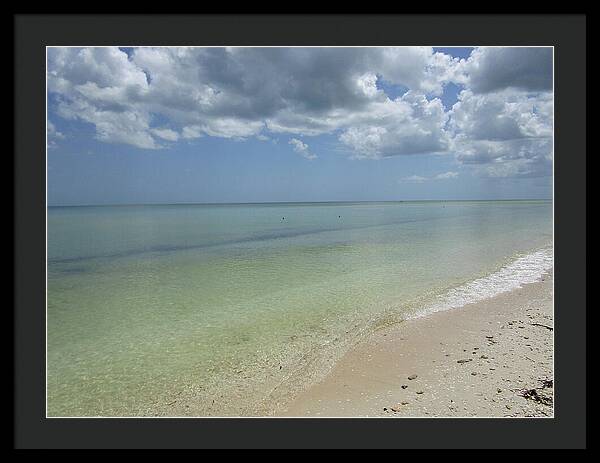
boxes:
[47,46,553,206]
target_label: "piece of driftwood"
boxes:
[530,322,553,331]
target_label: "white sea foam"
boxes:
[411,247,553,319]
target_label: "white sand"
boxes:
[279,270,554,417]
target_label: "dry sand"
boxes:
[279,270,554,418]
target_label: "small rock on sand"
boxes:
[408,374,418,380]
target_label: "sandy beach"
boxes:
[279,269,554,418]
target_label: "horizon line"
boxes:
[47,198,553,208]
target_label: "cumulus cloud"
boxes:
[450,89,553,141]
[339,92,450,158]
[47,46,553,178]
[47,47,459,150]
[462,47,553,93]
[289,138,317,160]
[448,84,553,178]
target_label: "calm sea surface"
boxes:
[47,201,552,416]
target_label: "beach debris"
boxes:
[540,378,553,389]
[471,372,478,376]
[457,359,472,364]
[530,322,553,331]
[401,385,408,389]
[389,402,409,412]
[519,388,553,406]
[480,355,489,359]
[485,335,494,339]
[416,391,424,394]
[408,374,418,380]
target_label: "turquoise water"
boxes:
[47,201,552,416]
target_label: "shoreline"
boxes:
[47,250,554,418]
[277,269,554,418]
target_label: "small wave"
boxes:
[411,247,553,319]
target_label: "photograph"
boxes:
[46,45,556,419]
[12,12,588,450]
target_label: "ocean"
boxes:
[47,200,553,416]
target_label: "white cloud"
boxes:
[449,86,553,178]
[338,92,450,158]
[151,128,179,141]
[435,171,459,179]
[47,47,458,151]
[289,138,317,160]
[47,120,65,149]
[201,119,265,139]
[400,171,460,183]
[456,138,552,178]
[181,125,203,140]
[46,46,553,178]
[47,120,64,139]
[450,89,552,141]
[378,47,465,95]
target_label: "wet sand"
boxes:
[280,270,554,417]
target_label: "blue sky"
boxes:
[47,47,553,205]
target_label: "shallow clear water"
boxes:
[47,200,552,416]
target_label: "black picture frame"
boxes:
[14,14,587,449]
